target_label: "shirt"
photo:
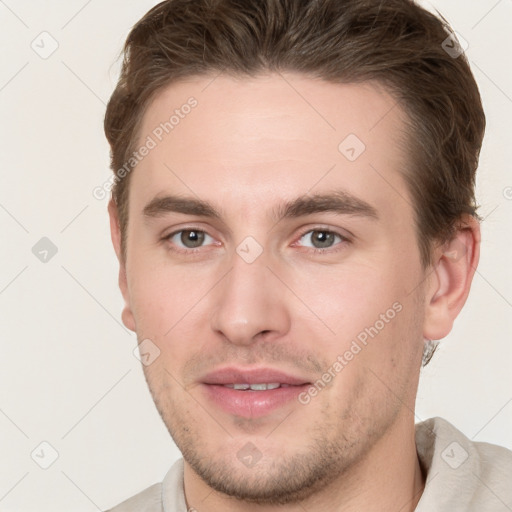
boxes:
[105,416,512,511]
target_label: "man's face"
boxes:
[117,73,428,503]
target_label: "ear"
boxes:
[108,198,136,332]
[423,214,480,341]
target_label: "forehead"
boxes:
[130,72,411,224]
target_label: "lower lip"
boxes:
[201,384,310,418]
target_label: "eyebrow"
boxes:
[142,190,379,222]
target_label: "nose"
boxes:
[209,250,291,346]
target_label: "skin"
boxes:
[108,72,480,512]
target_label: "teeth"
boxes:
[223,383,282,390]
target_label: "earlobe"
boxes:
[108,198,137,333]
[423,215,480,341]
[119,267,136,332]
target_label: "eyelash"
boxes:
[294,227,350,254]
[162,226,351,255]
[162,226,216,256]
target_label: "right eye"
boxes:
[164,229,216,251]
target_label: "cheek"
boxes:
[318,296,422,421]
[288,260,421,388]
[126,255,219,364]
[287,263,401,339]
[126,254,183,335]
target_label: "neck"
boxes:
[183,410,425,512]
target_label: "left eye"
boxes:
[167,229,214,249]
[298,229,345,249]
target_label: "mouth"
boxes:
[200,367,312,418]
[221,382,300,390]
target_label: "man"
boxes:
[103,0,512,510]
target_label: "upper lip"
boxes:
[201,367,311,386]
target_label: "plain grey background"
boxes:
[0,1,511,510]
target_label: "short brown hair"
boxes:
[104,0,485,269]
